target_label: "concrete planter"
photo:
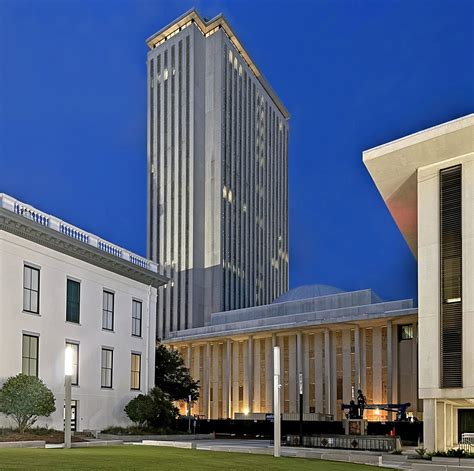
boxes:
[98,433,214,443]
[0,440,45,448]
[72,440,123,448]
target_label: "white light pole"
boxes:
[273,346,281,458]
[64,345,74,449]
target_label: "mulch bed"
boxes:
[0,430,86,444]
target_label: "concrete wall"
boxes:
[417,145,474,451]
[0,231,156,431]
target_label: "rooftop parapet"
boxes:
[0,193,160,277]
[146,8,289,120]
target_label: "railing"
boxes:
[0,193,159,274]
[97,240,122,257]
[286,434,400,452]
[60,223,89,243]
[14,202,49,226]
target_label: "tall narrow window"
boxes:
[132,300,142,337]
[102,291,114,331]
[66,279,80,323]
[23,265,40,313]
[66,342,79,386]
[22,334,38,377]
[130,353,141,390]
[101,348,113,388]
[440,165,462,388]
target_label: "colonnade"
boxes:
[170,320,418,421]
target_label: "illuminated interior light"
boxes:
[446,297,461,303]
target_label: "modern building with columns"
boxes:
[364,113,474,450]
[164,284,419,422]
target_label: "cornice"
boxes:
[0,209,168,289]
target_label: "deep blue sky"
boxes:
[1,0,473,303]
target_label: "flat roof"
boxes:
[363,114,474,255]
[146,8,290,120]
[164,289,415,343]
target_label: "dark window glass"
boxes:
[399,324,414,340]
[66,279,80,323]
[101,348,113,388]
[102,291,114,331]
[130,353,141,390]
[440,165,463,388]
[22,334,38,377]
[132,300,142,337]
[23,265,40,313]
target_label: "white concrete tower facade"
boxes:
[364,114,474,451]
[146,10,290,339]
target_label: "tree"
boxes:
[124,394,154,428]
[155,341,199,402]
[124,387,178,429]
[0,374,56,433]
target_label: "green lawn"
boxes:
[0,446,379,470]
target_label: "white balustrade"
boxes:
[0,193,159,274]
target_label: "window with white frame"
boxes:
[130,353,141,390]
[22,334,39,377]
[132,300,142,337]
[101,348,113,388]
[102,291,114,331]
[23,265,40,313]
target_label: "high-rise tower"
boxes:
[147,10,289,339]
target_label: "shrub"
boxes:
[124,387,178,429]
[124,394,154,428]
[0,374,56,433]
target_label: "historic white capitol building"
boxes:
[0,193,167,431]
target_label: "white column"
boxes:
[412,322,418,416]
[360,328,366,394]
[387,321,393,407]
[324,329,331,416]
[297,331,303,413]
[225,340,232,418]
[253,338,260,412]
[265,337,273,412]
[354,326,360,390]
[372,327,382,404]
[330,331,337,418]
[245,336,253,413]
[212,344,219,419]
[314,332,324,414]
[391,323,399,405]
[446,404,454,448]
[424,398,436,451]
[303,333,310,413]
[289,334,297,413]
[232,341,239,416]
[342,329,352,402]
[193,346,201,416]
[436,401,446,451]
[205,343,211,419]
[187,345,192,369]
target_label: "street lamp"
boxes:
[187,394,192,434]
[273,346,281,458]
[64,345,74,449]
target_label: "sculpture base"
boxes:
[343,419,367,436]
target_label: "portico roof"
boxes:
[363,114,474,256]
